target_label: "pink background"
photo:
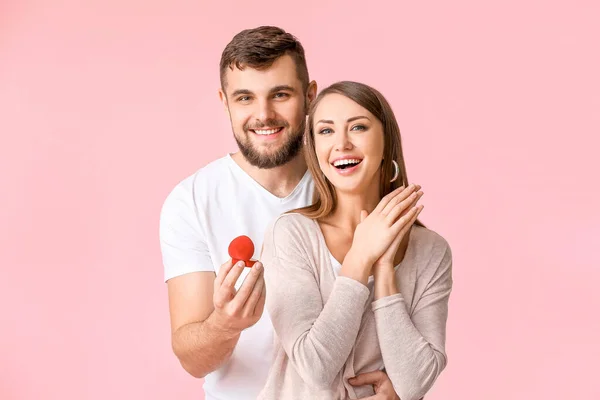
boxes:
[1,0,599,399]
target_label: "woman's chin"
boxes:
[331,180,369,195]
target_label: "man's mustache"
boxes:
[244,120,289,131]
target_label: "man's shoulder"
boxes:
[183,154,232,187]
[159,155,235,220]
[164,155,233,197]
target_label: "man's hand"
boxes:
[349,370,400,400]
[210,258,266,333]
[167,259,265,378]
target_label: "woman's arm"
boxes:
[261,216,371,389]
[372,244,453,400]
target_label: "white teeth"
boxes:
[254,128,280,135]
[332,159,362,167]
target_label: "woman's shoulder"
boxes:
[412,225,451,250]
[267,212,317,232]
[409,225,452,267]
[264,212,319,245]
[262,213,320,261]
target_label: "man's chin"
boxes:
[240,147,291,169]
[235,132,303,169]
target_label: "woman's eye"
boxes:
[351,124,366,131]
[319,128,333,134]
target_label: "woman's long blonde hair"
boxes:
[293,81,424,227]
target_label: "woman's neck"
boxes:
[325,184,380,232]
[323,181,411,267]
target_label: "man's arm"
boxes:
[167,260,266,378]
[168,269,236,378]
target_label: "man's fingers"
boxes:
[233,281,266,319]
[231,262,264,311]
[218,260,246,297]
[215,258,235,288]
[214,261,253,309]
[242,273,264,314]
[357,395,400,400]
[348,370,386,386]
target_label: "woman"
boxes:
[257,81,453,400]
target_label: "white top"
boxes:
[159,154,314,400]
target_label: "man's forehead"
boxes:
[223,56,301,94]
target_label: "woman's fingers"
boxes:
[391,204,424,233]
[385,190,423,224]
[373,185,405,214]
[380,184,421,216]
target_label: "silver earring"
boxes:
[390,160,400,183]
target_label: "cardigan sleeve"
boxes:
[261,215,370,389]
[371,241,453,400]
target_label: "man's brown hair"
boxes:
[219,26,310,92]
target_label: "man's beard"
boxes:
[234,118,305,169]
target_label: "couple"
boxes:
[159,26,452,400]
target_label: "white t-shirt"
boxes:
[159,153,314,400]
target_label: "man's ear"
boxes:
[218,88,229,112]
[306,80,318,111]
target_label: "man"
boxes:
[159,26,398,400]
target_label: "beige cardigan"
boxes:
[257,213,453,400]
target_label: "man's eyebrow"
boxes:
[270,85,296,93]
[230,86,295,97]
[231,89,253,97]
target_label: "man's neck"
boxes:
[230,151,308,198]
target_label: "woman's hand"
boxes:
[348,184,422,271]
[373,189,423,271]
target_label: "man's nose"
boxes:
[256,99,276,123]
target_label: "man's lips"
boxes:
[249,127,284,135]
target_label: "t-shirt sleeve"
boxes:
[159,182,214,282]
